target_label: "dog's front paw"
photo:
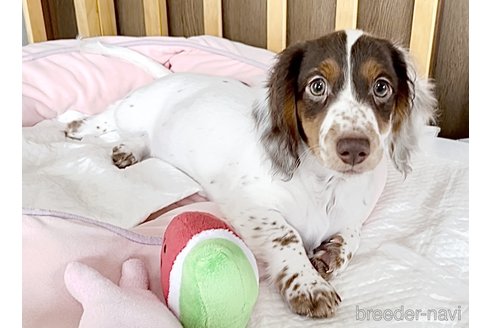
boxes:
[310,235,347,281]
[276,266,341,318]
[112,144,139,169]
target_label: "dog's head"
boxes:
[262,30,436,177]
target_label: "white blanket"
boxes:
[22,119,202,228]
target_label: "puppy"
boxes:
[66,30,436,318]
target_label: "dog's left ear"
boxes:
[263,44,305,177]
[387,45,437,176]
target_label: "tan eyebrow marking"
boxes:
[318,58,341,85]
[361,59,387,83]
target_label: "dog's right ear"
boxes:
[263,44,305,178]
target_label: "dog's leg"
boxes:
[309,225,361,281]
[64,105,118,141]
[63,106,151,169]
[219,198,341,318]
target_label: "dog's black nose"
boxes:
[336,138,370,165]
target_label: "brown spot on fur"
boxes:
[273,232,299,246]
[347,252,352,260]
[284,273,299,291]
[275,266,289,290]
[288,290,338,318]
[293,283,300,291]
[67,119,83,132]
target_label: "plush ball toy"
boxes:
[161,211,259,328]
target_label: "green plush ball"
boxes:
[161,212,259,328]
[180,238,258,327]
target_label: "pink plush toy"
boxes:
[64,258,182,328]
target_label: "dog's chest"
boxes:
[279,176,338,252]
[279,169,380,253]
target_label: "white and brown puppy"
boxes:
[66,30,436,318]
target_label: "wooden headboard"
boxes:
[22,0,468,139]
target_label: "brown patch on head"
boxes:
[295,59,344,153]
[273,232,299,246]
[391,90,411,135]
[361,59,384,83]
[319,58,341,86]
[351,35,412,136]
[263,44,306,176]
[358,59,393,134]
[297,101,328,152]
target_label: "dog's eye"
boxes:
[308,78,327,97]
[373,78,392,99]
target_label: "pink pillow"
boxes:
[22,35,275,126]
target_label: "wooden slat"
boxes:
[431,0,468,138]
[143,0,161,35]
[167,0,204,37]
[335,0,358,30]
[74,0,117,37]
[357,0,414,47]
[74,0,101,36]
[223,0,265,48]
[267,0,287,52]
[143,0,168,36]
[287,0,336,46]
[203,0,222,37]
[97,0,117,35]
[409,0,440,77]
[22,0,47,43]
